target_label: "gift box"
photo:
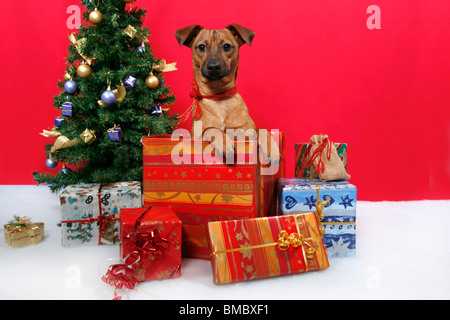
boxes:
[277,178,357,257]
[207,212,329,284]
[54,117,65,127]
[120,207,182,282]
[295,142,347,178]
[124,75,136,89]
[4,216,44,248]
[61,101,73,117]
[151,105,162,115]
[107,125,122,142]
[142,132,285,259]
[59,181,142,247]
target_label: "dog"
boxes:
[175,24,280,163]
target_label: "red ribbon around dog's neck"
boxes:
[177,78,238,127]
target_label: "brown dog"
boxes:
[175,24,280,163]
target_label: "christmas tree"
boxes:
[33,0,177,192]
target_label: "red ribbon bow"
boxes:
[132,226,169,256]
[60,192,119,245]
[177,78,237,127]
[101,252,140,300]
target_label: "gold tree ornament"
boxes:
[76,63,91,78]
[123,25,137,39]
[89,8,103,25]
[145,72,159,88]
[79,129,96,144]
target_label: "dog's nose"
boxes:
[207,60,221,72]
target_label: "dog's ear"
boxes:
[226,24,255,46]
[175,25,203,47]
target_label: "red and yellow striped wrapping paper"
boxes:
[142,133,285,259]
[207,212,329,284]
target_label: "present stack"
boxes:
[55,131,358,289]
[142,132,285,259]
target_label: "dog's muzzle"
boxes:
[202,58,228,80]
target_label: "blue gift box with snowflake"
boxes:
[277,178,357,258]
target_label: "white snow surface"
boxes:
[0,185,449,300]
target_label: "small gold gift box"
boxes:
[4,217,44,248]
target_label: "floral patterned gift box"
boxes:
[59,182,142,247]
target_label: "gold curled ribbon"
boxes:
[112,84,126,102]
[39,128,78,160]
[210,214,316,271]
[68,32,92,65]
[40,128,61,138]
[277,230,303,250]
[52,135,78,152]
[309,176,330,237]
[152,59,178,73]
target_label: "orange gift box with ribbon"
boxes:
[142,132,285,259]
[207,211,329,284]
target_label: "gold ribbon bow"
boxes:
[10,216,32,227]
[40,128,78,160]
[68,32,92,64]
[277,230,303,250]
[152,59,178,73]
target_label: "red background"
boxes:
[1,0,449,200]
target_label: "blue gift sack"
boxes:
[277,178,357,258]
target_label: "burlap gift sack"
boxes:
[307,134,351,182]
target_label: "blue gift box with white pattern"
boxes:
[277,178,357,257]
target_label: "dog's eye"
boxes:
[223,44,232,52]
[197,44,206,52]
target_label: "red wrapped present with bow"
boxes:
[119,207,182,282]
[142,132,285,259]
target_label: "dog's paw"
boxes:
[211,136,235,158]
[259,140,281,164]
[267,145,281,164]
